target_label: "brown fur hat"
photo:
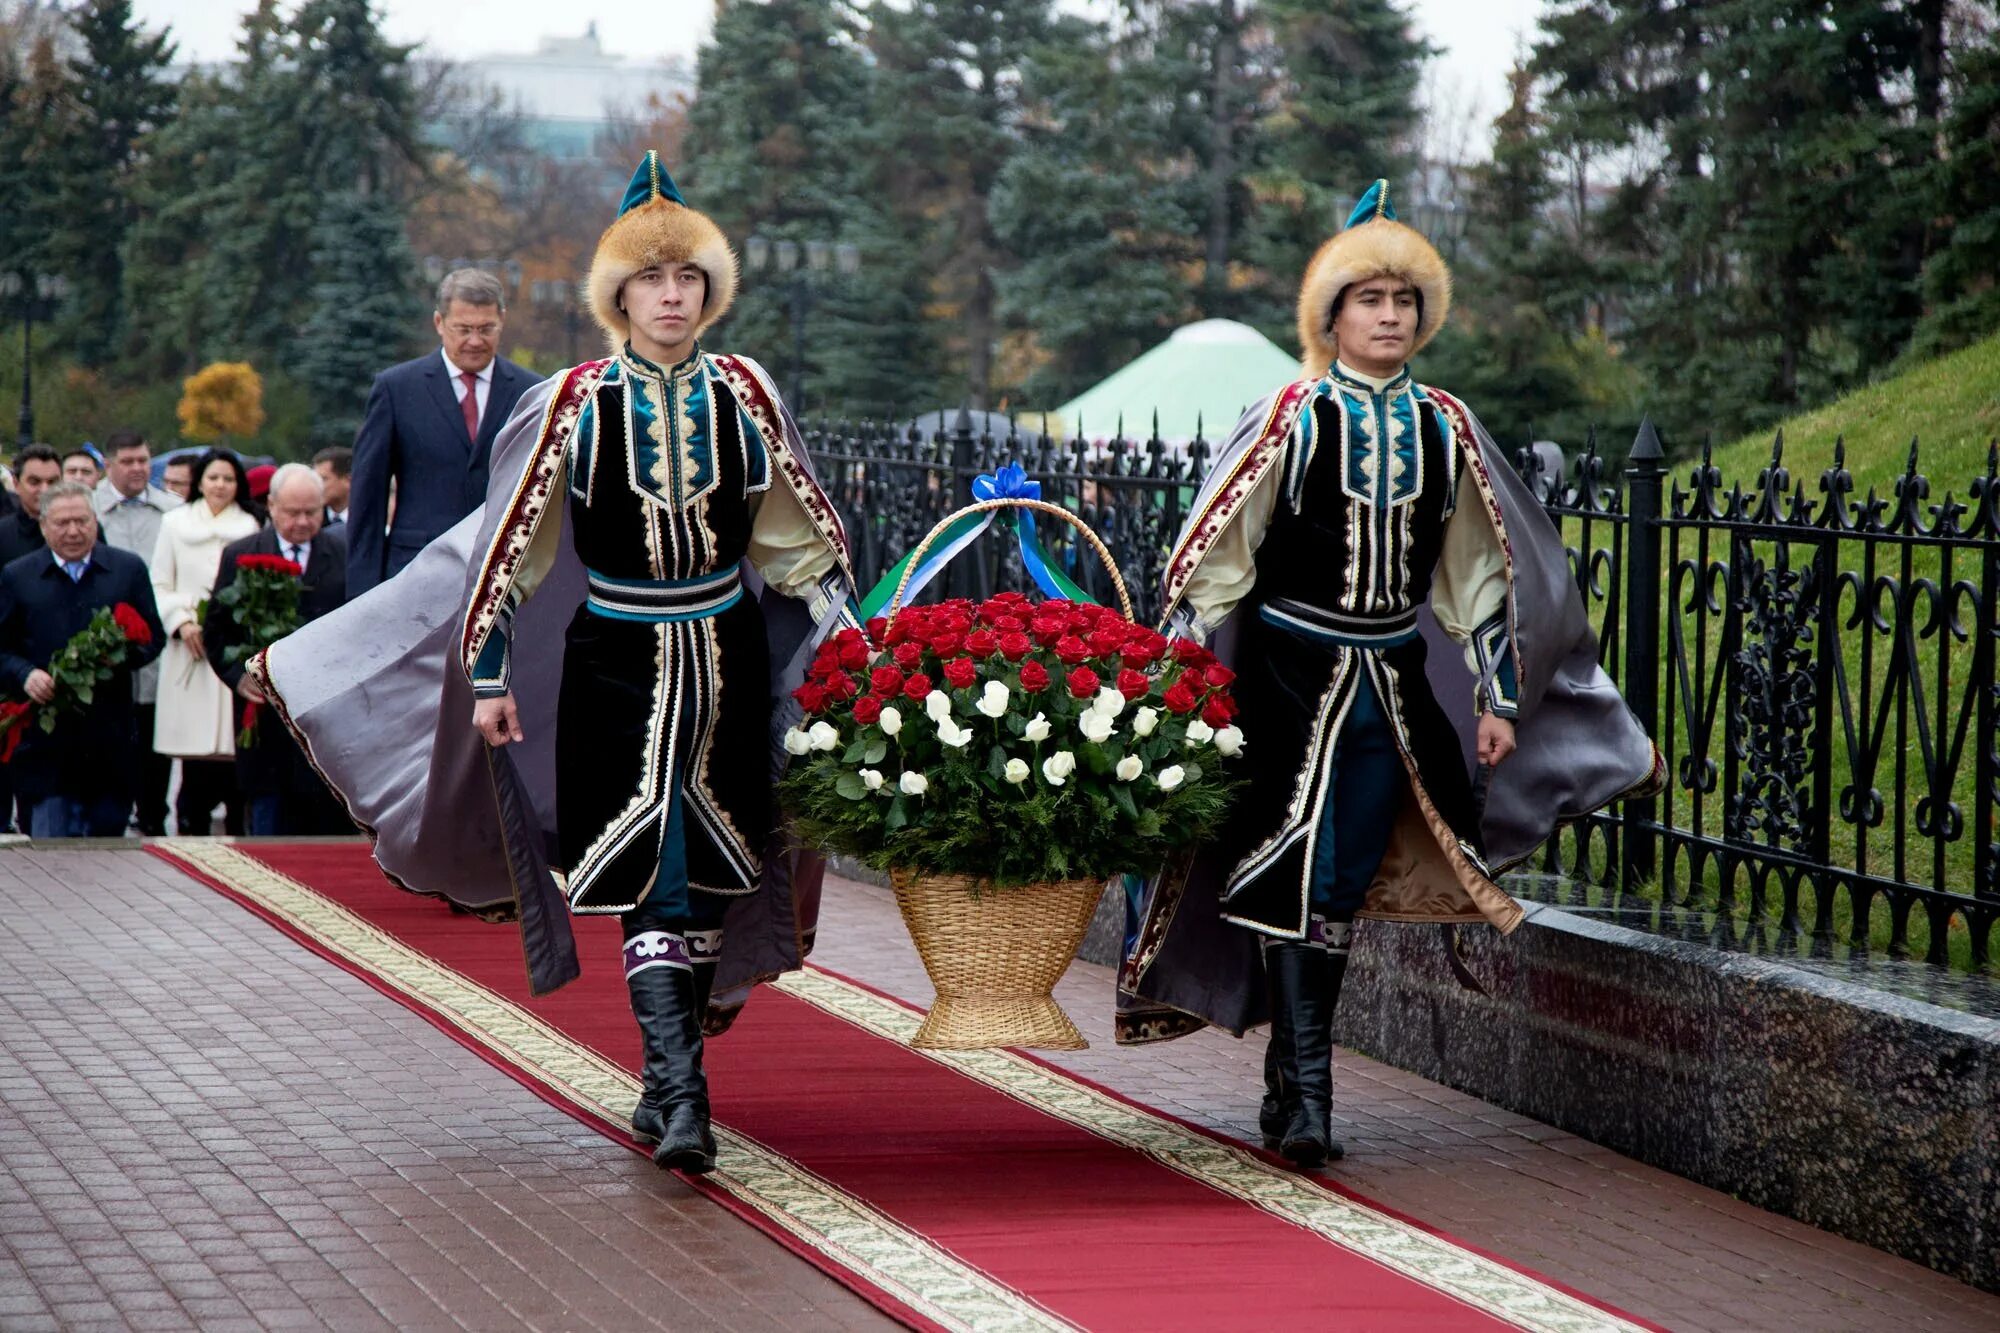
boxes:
[1296,179,1452,374]
[586,151,738,350]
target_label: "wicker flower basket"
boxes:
[890,869,1105,1049]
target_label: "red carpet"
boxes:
[155,840,1657,1333]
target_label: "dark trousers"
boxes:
[133,705,172,835]
[1307,672,1404,919]
[176,758,243,836]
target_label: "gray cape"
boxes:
[259,372,847,1000]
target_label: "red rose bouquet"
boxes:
[213,552,303,746]
[0,602,155,762]
[778,592,1244,885]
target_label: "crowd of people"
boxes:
[0,431,356,837]
[0,264,519,841]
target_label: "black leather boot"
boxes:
[1259,945,1296,1150]
[1268,928,1349,1168]
[623,934,718,1175]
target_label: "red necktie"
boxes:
[460,370,481,440]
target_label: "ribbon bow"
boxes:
[858,462,1093,620]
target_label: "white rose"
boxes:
[860,768,884,792]
[1214,725,1245,757]
[1131,706,1160,737]
[924,689,952,723]
[1092,686,1126,719]
[975,680,1010,719]
[899,771,929,797]
[1042,750,1077,786]
[1023,712,1051,743]
[807,721,840,752]
[783,726,813,755]
[1184,718,1215,746]
[937,718,972,748]
[1156,764,1186,792]
[1003,758,1031,784]
[1115,755,1143,782]
[1078,709,1116,743]
[878,705,902,736]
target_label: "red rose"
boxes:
[884,618,912,646]
[1030,614,1067,646]
[0,700,32,764]
[1163,680,1200,714]
[864,616,889,647]
[1204,663,1237,689]
[824,671,859,702]
[1018,660,1050,692]
[965,629,1000,658]
[838,638,870,670]
[1202,697,1236,728]
[893,641,925,670]
[1172,640,1215,668]
[1087,627,1127,659]
[902,672,934,702]
[793,681,830,713]
[853,695,883,725]
[870,665,905,697]
[991,615,1026,634]
[111,603,153,646]
[1116,668,1150,701]
[999,631,1033,661]
[1066,666,1101,700]
[943,656,977,690]
[930,632,964,659]
[809,656,844,682]
[1054,635,1090,665]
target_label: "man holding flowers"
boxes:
[0,481,165,836]
[1118,180,1663,1169]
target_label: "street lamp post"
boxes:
[743,235,860,416]
[2,272,70,452]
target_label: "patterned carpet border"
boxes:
[155,840,1075,1333]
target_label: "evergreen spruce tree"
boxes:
[294,190,413,446]
[1911,24,2000,355]
[48,0,177,362]
[989,18,1197,406]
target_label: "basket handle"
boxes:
[888,498,1135,623]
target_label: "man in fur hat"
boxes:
[259,152,857,1176]
[1117,181,1661,1168]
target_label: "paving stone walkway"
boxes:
[3,842,1997,1332]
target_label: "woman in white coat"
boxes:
[151,450,261,834]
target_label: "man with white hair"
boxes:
[202,463,349,834]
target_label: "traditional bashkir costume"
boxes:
[259,154,856,1175]
[1118,182,1663,1167]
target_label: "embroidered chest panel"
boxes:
[1261,381,1460,616]
[567,354,772,580]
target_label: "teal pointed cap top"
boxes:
[617,150,688,218]
[1343,179,1396,230]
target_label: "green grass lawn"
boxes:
[1554,332,2000,975]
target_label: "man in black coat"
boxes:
[0,481,166,837]
[347,268,539,596]
[0,445,62,567]
[204,464,351,836]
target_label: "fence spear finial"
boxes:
[1631,415,1664,462]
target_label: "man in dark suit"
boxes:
[0,481,166,837]
[347,268,539,596]
[204,464,351,836]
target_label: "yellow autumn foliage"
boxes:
[177,362,266,442]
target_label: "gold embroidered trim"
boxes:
[775,968,1646,1333]
[158,841,1076,1333]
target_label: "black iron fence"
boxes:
[803,412,2000,969]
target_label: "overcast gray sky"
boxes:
[132,0,1544,126]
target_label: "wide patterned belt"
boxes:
[584,566,743,623]
[1259,598,1420,649]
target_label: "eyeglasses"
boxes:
[445,323,500,339]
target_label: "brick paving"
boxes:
[5,843,1999,1332]
[810,870,2000,1333]
[0,846,894,1333]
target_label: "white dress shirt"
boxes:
[442,348,493,424]
[279,538,313,571]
